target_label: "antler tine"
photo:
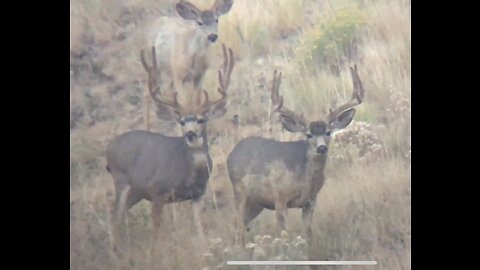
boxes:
[140,49,149,72]
[217,43,234,96]
[141,48,160,103]
[200,44,235,111]
[269,70,308,124]
[351,64,364,102]
[327,65,365,123]
[270,70,282,111]
[202,90,210,103]
[141,46,183,112]
[222,44,228,77]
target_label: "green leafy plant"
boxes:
[297,7,366,70]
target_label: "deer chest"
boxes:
[190,54,208,74]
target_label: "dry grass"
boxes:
[70,0,411,269]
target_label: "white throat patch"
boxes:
[185,137,204,148]
[192,151,208,167]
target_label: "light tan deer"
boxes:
[106,44,234,255]
[144,0,234,131]
[227,66,365,245]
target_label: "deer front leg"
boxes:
[303,200,317,267]
[232,184,248,247]
[302,200,316,239]
[193,72,204,90]
[151,198,165,236]
[144,89,151,131]
[168,80,175,98]
[274,200,288,233]
[171,53,193,98]
[150,196,165,254]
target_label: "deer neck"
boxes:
[187,132,212,197]
[188,131,211,169]
[305,146,328,188]
[182,29,210,59]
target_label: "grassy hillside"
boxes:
[70,0,411,269]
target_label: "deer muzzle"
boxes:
[207,34,218,43]
[316,145,328,154]
[186,131,197,142]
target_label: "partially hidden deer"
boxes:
[144,0,234,131]
[106,44,234,254]
[227,66,365,245]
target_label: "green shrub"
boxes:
[297,7,366,70]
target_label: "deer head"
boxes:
[175,0,234,43]
[270,66,365,155]
[141,44,235,148]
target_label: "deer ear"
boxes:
[154,102,182,122]
[204,99,228,120]
[176,1,201,21]
[279,113,308,133]
[329,108,355,131]
[212,0,234,16]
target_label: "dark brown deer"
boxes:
[106,44,234,253]
[227,66,365,244]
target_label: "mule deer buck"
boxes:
[144,0,234,130]
[106,44,234,253]
[227,66,365,244]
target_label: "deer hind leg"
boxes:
[231,183,248,247]
[143,88,151,131]
[193,73,205,104]
[110,179,131,258]
[233,198,263,246]
[244,201,263,232]
[111,185,130,226]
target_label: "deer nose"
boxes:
[207,34,218,43]
[316,145,328,154]
[186,131,197,141]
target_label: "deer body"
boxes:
[146,17,211,88]
[108,45,234,256]
[106,130,212,204]
[228,137,326,210]
[228,68,365,245]
[143,1,234,131]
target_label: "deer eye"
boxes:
[179,120,185,126]
[306,134,313,139]
[325,131,331,136]
[197,119,205,124]
[197,21,203,26]
[215,19,218,23]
